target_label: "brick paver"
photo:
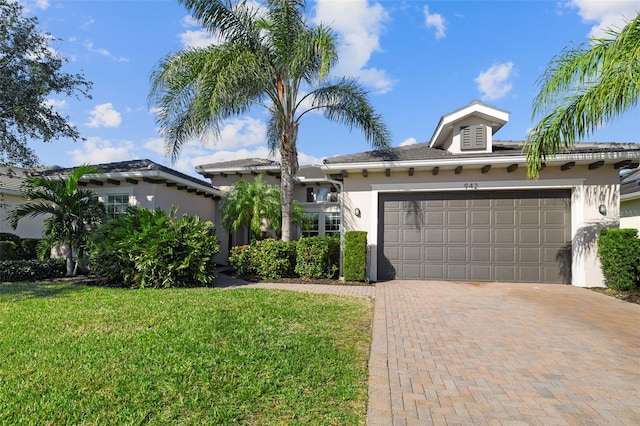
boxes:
[218,274,640,425]
[368,281,640,425]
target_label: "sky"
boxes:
[18,0,640,178]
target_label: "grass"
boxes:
[0,282,373,425]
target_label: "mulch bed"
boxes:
[590,288,640,305]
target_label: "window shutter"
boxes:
[460,125,486,150]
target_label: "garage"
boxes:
[378,190,572,283]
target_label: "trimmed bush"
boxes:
[0,259,65,282]
[597,228,640,291]
[343,231,367,282]
[20,239,40,260]
[295,236,339,279]
[0,241,20,261]
[89,206,220,288]
[228,245,253,277]
[0,233,21,244]
[251,239,297,280]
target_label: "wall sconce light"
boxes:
[354,208,361,217]
[598,204,607,216]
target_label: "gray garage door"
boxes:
[378,190,571,283]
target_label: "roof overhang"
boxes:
[77,170,224,198]
[195,164,281,178]
[429,101,510,149]
[321,150,640,175]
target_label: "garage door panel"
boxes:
[447,229,467,244]
[471,228,491,244]
[402,229,422,243]
[471,246,490,261]
[495,210,515,225]
[519,229,540,244]
[379,190,571,283]
[448,211,467,225]
[425,246,444,261]
[519,247,541,262]
[495,247,516,262]
[495,229,515,244]
[470,265,491,281]
[447,264,468,280]
[425,228,444,243]
[447,246,467,261]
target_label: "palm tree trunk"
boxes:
[280,122,298,242]
[63,243,74,276]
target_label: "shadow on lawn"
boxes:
[0,281,85,301]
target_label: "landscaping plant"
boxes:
[597,228,640,291]
[89,206,219,288]
[344,231,368,282]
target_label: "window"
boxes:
[324,212,340,237]
[303,212,319,237]
[106,194,129,218]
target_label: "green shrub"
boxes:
[251,239,297,280]
[0,233,21,244]
[228,245,253,277]
[0,259,65,282]
[19,239,40,260]
[89,206,219,288]
[0,241,20,260]
[343,231,367,282]
[295,236,339,279]
[597,228,640,291]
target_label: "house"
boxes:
[195,159,341,258]
[620,169,640,231]
[197,101,640,288]
[0,166,46,238]
[320,101,640,287]
[16,159,226,262]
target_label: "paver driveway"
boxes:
[368,281,640,425]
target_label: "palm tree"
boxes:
[10,165,106,276]
[525,12,640,178]
[222,173,307,240]
[150,0,391,241]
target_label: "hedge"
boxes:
[295,236,339,279]
[0,259,66,282]
[597,228,640,291]
[343,231,367,282]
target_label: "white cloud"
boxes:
[399,137,417,146]
[179,15,223,48]
[82,17,95,29]
[20,0,49,12]
[69,137,136,164]
[199,117,267,150]
[86,103,122,128]
[424,6,446,39]
[570,0,640,38]
[83,40,128,62]
[474,62,515,101]
[43,98,67,109]
[313,0,395,94]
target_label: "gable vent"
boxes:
[460,125,486,151]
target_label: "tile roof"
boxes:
[621,169,640,196]
[322,141,640,164]
[0,166,30,193]
[196,158,280,170]
[38,159,213,188]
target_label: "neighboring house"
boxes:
[39,159,227,263]
[0,166,46,238]
[620,169,640,231]
[319,101,640,287]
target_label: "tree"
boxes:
[150,0,390,241]
[0,0,91,167]
[221,173,307,240]
[525,12,640,178]
[9,165,106,276]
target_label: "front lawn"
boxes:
[0,282,373,424]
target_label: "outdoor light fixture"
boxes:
[354,208,361,217]
[599,204,607,216]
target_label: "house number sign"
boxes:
[463,183,479,190]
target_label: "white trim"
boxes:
[371,178,584,193]
[83,170,222,196]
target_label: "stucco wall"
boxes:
[339,163,621,287]
[620,198,640,232]
[0,193,47,239]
